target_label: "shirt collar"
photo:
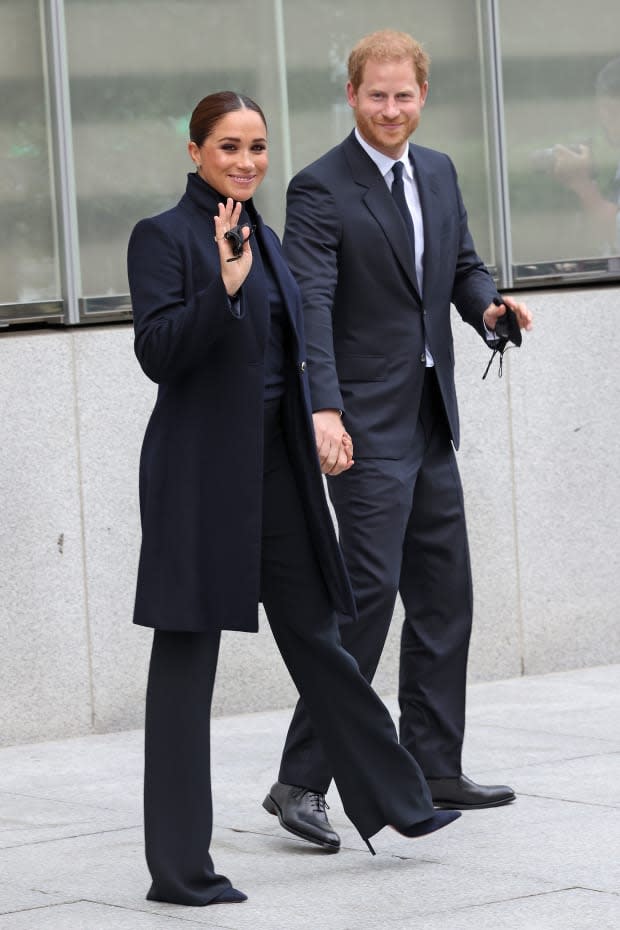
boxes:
[354,128,413,180]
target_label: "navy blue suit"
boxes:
[278,132,500,788]
[127,172,439,905]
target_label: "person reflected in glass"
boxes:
[127,91,461,908]
[548,56,620,253]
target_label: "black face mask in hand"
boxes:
[482,297,522,379]
[224,224,255,261]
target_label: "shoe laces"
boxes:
[307,791,329,813]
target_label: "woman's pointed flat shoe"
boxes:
[398,809,461,837]
[210,887,248,904]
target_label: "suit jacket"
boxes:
[127,172,355,632]
[282,131,500,455]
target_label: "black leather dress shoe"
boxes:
[263,781,340,850]
[426,774,516,809]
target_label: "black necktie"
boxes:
[391,161,416,259]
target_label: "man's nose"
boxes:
[383,98,400,118]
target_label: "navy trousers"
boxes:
[279,369,473,792]
[143,397,435,905]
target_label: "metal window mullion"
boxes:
[273,0,293,185]
[480,0,513,289]
[44,0,81,324]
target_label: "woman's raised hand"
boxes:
[213,198,253,297]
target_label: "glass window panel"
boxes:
[281,0,496,268]
[0,0,59,309]
[500,0,620,276]
[64,0,286,305]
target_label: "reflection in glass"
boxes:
[545,57,620,258]
[3,0,618,321]
[500,0,619,271]
[0,0,59,305]
[64,0,286,300]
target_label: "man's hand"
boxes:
[313,409,354,476]
[483,296,533,334]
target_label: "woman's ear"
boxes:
[187,140,200,169]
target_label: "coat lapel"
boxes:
[254,215,303,356]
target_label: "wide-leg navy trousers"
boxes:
[144,398,434,905]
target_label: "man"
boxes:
[263,29,533,851]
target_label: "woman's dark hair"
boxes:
[189,92,267,147]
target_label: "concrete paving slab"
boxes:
[466,666,620,744]
[0,900,217,929]
[0,883,74,918]
[0,732,142,814]
[456,722,618,776]
[0,827,145,902]
[392,887,620,930]
[0,793,138,849]
[433,795,620,893]
[504,750,620,807]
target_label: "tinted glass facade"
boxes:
[1,0,618,325]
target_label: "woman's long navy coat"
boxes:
[127,174,356,632]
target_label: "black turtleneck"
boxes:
[184,172,288,401]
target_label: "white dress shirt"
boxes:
[354,128,434,365]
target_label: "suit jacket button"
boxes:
[300,361,307,372]
[420,353,426,364]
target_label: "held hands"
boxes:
[483,296,533,334]
[313,410,354,476]
[213,198,252,297]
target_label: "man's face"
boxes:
[347,58,428,159]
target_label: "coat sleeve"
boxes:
[282,174,344,413]
[446,157,500,342]
[128,216,243,384]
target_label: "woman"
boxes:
[127,91,459,908]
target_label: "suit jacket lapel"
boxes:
[410,144,441,301]
[343,132,422,302]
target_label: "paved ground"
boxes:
[0,664,619,929]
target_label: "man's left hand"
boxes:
[483,296,533,333]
